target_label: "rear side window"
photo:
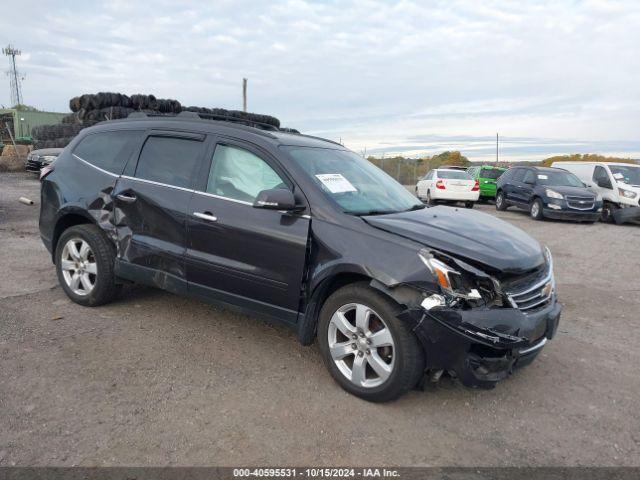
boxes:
[73,130,141,174]
[511,169,526,182]
[135,136,204,189]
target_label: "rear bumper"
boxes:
[431,190,480,201]
[400,298,561,388]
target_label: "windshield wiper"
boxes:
[402,204,426,212]
[345,209,396,216]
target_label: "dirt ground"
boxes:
[1,172,639,467]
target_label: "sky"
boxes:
[2,0,639,162]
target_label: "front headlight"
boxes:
[619,188,638,199]
[545,189,563,199]
[41,155,57,165]
[418,250,481,299]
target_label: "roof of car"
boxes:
[553,161,639,167]
[89,114,344,150]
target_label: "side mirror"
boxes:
[596,178,612,189]
[253,188,300,211]
[524,179,536,185]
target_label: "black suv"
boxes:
[40,112,561,401]
[496,166,602,222]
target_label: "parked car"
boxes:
[25,147,63,173]
[39,113,560,401]
[496,166,602,222]
[415,169,480,208]
[467,165,507,200]
[550,161,640,224]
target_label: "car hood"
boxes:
[543,185,596,197]
[363,207,544,273]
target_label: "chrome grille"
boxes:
[25,155,42,172]
[566,195,595,210]
[505,266,554,313]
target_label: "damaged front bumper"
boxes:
[399,297,561,388]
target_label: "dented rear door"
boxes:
[112,130,208,291]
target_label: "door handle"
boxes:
[116,193,137,203]
[193,212,218,222]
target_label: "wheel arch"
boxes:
[296,269,424,346]
[51,210,97,263]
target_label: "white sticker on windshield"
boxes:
[315,174,358,193]
[613,173,624,179]
[538,174,548,180]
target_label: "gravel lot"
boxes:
[1,172,639,467]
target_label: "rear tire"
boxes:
[55,224,120,307]
[318,282,425,402]
[495,191,507,211]
[464,202,474,209]
[426,190,434,206]
[530,198,544,220]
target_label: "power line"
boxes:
[3,44,23,106]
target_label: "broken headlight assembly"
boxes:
[418,250,495,308]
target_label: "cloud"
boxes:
[1,0,639,161]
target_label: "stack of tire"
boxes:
[32,92,290,149]
[32,92,182,149]
[183,106,280,129]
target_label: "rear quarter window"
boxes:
[73,130,142,175]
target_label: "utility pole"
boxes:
[496,132,499,164]
[242,78,247,112]
[3,44,23,106]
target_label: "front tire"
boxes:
[601,202,619,223]
[530,198,544,220]
[318,283,425,402]
[55,224,120,307]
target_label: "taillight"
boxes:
[436,179,446,189]
[472,180,479,191]
[40,164,54,181]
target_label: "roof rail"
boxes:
[125,111,279,138]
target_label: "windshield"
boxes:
[480,168,505,179]
[537,171,584,187]
[609,165,640,185]
[438,170,472,180]
[284,146,424,215]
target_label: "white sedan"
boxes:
[416,168,480,208]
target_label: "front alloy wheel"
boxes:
[318,282,425,402]
[328,303,394,388]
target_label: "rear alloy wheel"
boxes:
[55,224,120,307]
[495,191,507,211]
[530,198,544,220]
[60,238,97,296]
[318,283,424,402]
